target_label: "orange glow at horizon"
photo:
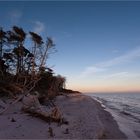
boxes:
[66,75,140,93]
[67,84,140,93]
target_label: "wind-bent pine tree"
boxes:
[29,32,43,75]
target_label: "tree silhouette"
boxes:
[29,32,43,75]
[0,28,6,59]
[40,37,55,69]
[5,26,27,74]
[0,28,7,77]
[0,25,70,100]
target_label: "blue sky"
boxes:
[0,1,140,92]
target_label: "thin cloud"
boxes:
[102,72,129,79]
[9,10,22,24]
[102,72,140,80]
[80,66,106,78]
[80,47,140,78]
[62,31,72,38]
[33,21,45,34]
[98,46,140,67]
[112,49,119,53]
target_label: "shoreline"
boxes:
[87,93,140,139]
[0,93,127,139]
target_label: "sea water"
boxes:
[86,93,140,139]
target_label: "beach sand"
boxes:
[0,93,127,139]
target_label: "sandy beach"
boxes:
[0,93,127,139]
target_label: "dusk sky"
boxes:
[0,1,140,93]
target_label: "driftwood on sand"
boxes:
[21,94,68,124]
[0,92,68,125]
